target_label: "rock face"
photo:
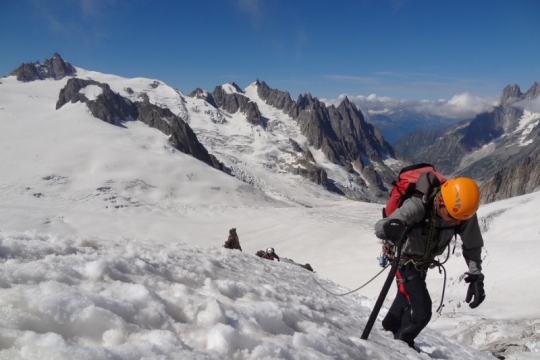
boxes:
[480,152,540,204]
[56,78,136,124]
[256,80,398,196]
[189,88,217,108]
[56,78,224,171]
[186,80,401,199]
[209,84,264,127]
[285,138,328,187]
[394,82,540,181]
[256,80,296,114]
[10,53,76,81]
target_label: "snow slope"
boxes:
[1,70,539,359]
[0,229,495,360]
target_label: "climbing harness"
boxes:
[400,236,454,315]
[396,194,458,314]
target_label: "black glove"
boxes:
[464,273,485,309]
[382,219,407,246]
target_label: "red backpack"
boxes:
[383,163,447,218]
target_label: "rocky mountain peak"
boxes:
[253,80,398,199]
[500,84,522,105]
[336,96,356,111]
[9,53,76,82]
[212,85,263,127]
[256,80,294,113]
[394,81,540,184]
[524,82,540,100]
[230,82,243,93]
[188,88,206,98]
[188,88,217,107]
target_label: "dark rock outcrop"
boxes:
[500,84,522,105]
[10,53,76,81]
[56,78,224,171]
[286,139,328,187]
[56,78,136,124]
[480,152,540,204]
[189,88,218,108]
[211,84,264,127]
[256,80,296,114]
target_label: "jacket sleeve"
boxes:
[458,213,484,275]
[375,197,426,240]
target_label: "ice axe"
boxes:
[361,226,409,340]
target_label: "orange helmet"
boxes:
[440,177,480,221]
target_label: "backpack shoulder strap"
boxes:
[415,171,442,199]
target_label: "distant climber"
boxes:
[263,247,280,261]
[255,248,314,272]
[222,228,242,251]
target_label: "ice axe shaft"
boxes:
[361,228,408,340]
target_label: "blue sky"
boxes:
[1,0,539,103]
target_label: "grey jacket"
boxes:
[375,173,484,275]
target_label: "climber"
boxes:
[222,228,242,251]
[374,173,486,349]
[263,247,280,261]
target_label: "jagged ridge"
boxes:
[56,77,224,171]
[254,80,399,197]
[10,53,76,82]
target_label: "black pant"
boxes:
[382,263,432,347]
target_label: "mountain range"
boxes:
[394,83,540,180]
[9,53,405,204]
[7,53,540,205]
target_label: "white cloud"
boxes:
[415,92,499,118]
[322,92,499,119]
[513,96,540,113]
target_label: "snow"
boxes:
[222,83,241,95]
[1,70,539,359]
[515,110,540,147]
[0,229,495,360]
[79,84,103,101]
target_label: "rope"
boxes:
[432,258,448,315]
[312,264,390,296]
[435,262,447,314]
